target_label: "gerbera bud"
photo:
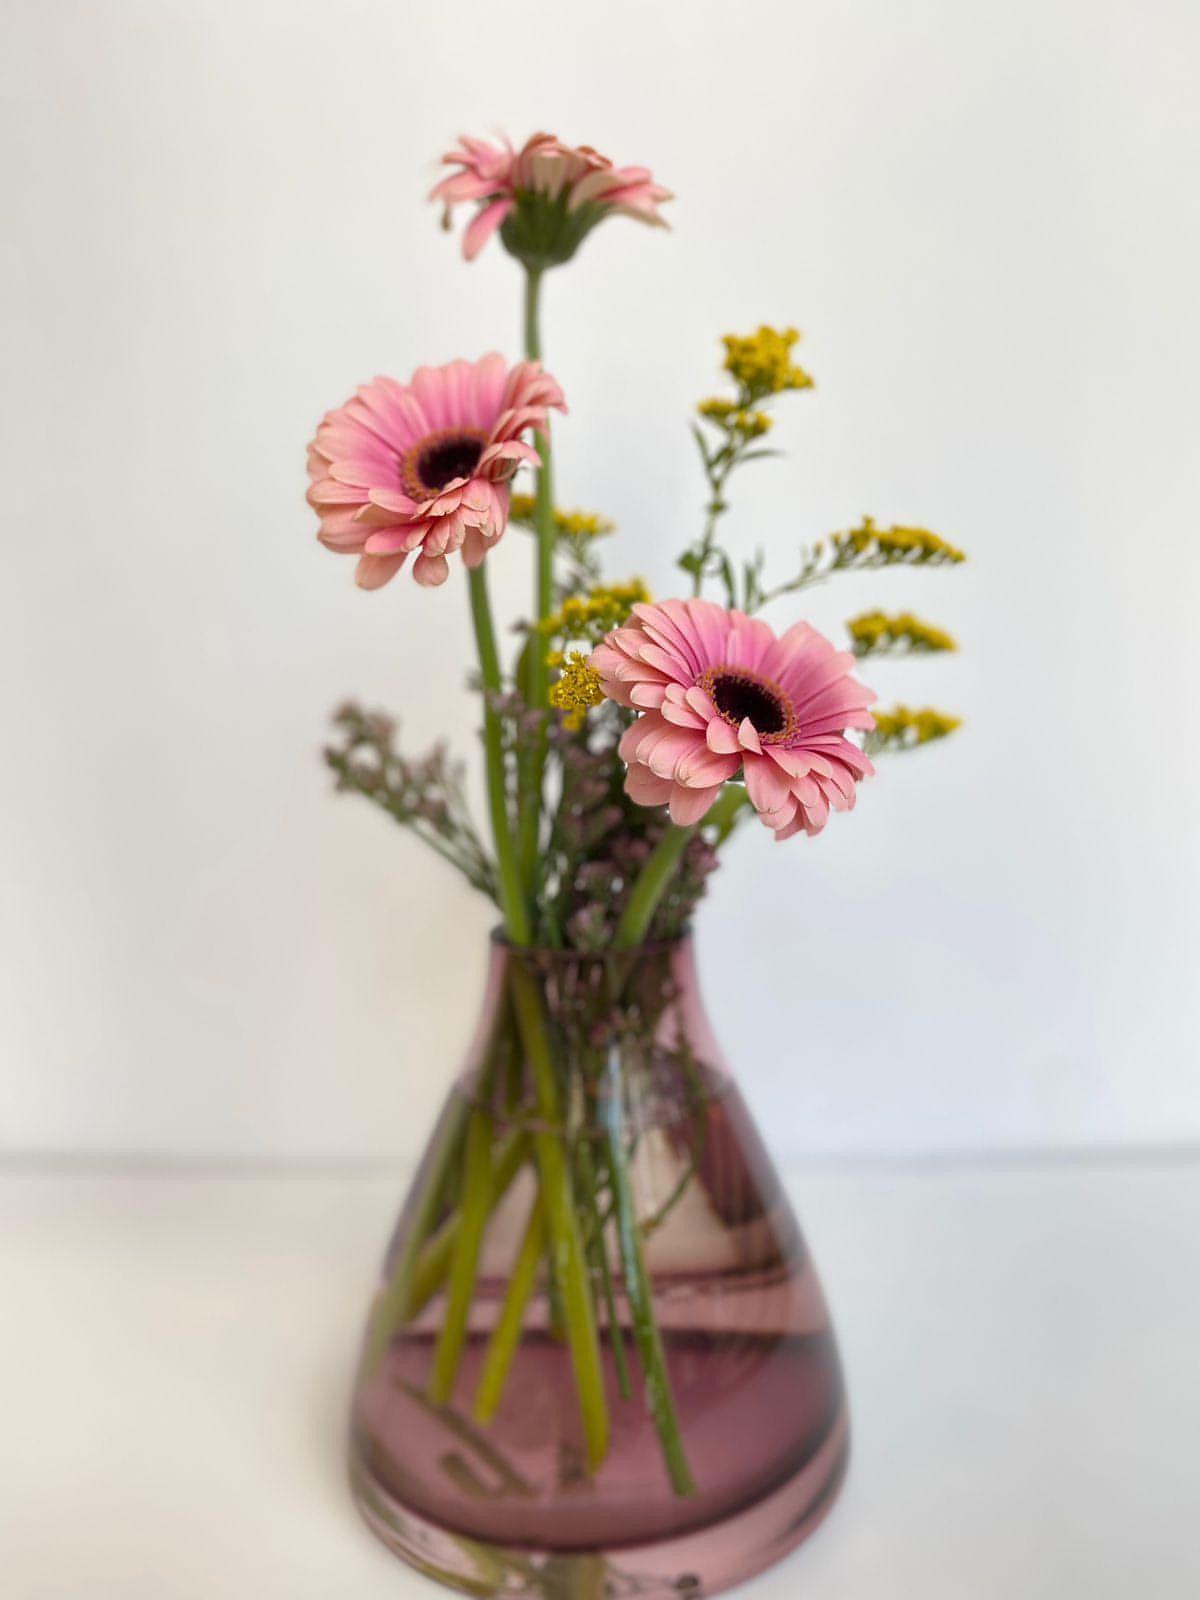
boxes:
[431,132,671,267]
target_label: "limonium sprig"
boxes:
[307,129,965,1500]
[324,705,496,897]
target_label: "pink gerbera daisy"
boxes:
[591,600,876,839]
[432,132,672,263]
[306,355,566,589]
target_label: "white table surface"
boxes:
[3,1155,1198,1599]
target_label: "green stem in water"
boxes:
[613,787,747,951]
[403,1130,531,1321]
[603,1056,696,1496]
[470,472,608,1462]
[468,564,531,942]
[358,1094,470,1380]
[507,957,610,1471]
[429,1107,495,1404]
[578,1135,632,1401]
[517,265,555,890]
[472,1194,547,1424]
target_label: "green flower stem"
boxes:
[404,1130,531,1321]
[577,1136,632,1401]
[468,564,531,942]
[359,1093,470,1380]
[396,1379,536,1500]
[523,263,544,362]
[429,1107,494,1404]
[708,783,749,846]
[472,1194,547,1424]
[602,1057,696,1496]
[507,957,610,1471]
[613,788,748,951]
[471,455,608,1465]
[524,268,555,630]
[612,825,693,952]
[517,265,555,890]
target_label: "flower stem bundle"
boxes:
[312,129,965,1498]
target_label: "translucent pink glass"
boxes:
[349,936,848,1597]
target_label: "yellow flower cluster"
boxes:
[870,705,962,749]
[830,517,966,566]
[509,495,615,541]
[848,610,957,656]
[548,651,605,729]
[697,398,774,438]
[721,325,814,397]
[541,579,650,643]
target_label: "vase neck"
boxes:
[459,934,727,1112]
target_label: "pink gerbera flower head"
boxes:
[591,600,877,840]
[306,354,566,589]
[431,132,672,267]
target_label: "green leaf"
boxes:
[688,422,713,470]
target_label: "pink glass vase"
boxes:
[348,935,848,1598]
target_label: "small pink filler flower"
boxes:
[432,132,672,262]
[307,355,566,589]
[591,600,876,839]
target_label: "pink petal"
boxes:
[412,552,450,587]
[629,681,667,709]
[668,784,722,826]
[354,552,407,590]
[625,766,674,807]
[660,695,707,730]
[743,754,792,815]
[706,719,741,754]
[646,728,707,779]
[463,197,514,261]
[676,748,741,787]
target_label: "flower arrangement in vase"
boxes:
[307,130,964,1600]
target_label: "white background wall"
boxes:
[2,0,1197,1166]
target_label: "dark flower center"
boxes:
[403,430,486,498]
[709,672,788,735]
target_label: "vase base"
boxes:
[349,1407,848,1599]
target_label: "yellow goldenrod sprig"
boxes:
[830,517,965,567]
[684,325,813,600]
[740,517,966,612]
[864,705,962,756]
[540,579,650,646]
[721,325,814,400]
[848,610,957,658]
[696,398,774,439]
[509,495,615,542]
[548,651,605,730]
